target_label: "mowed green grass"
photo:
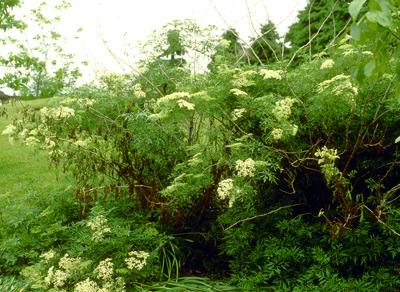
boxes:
[0,99,72,199]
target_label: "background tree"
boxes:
[208,28,243,72]
[0,0,23,31]
[286,0,352,57]
[0,1,82,98]
[249,20,281,65]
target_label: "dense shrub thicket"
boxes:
[2,0,400,291]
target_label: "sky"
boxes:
[2,0,307,93]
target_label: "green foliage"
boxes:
[146,277,245,291]
[286,0,355,57]
[2,4,400,289]
[349,0,400,98]
[0,0,24,31]
[0,275,29,291]
[249,21,281,65]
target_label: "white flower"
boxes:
[56,106,75,118]
[77,98,96,108]
[2,124,16,135]
[125,251,150,270]
[362,51,373,56]
[25,136,40,147]
[320,59,335,69]
[95,258,114,280]
[158,92,190,104]
[29,129,38,136]
[42,137,56,149]
[44,266,54,285]
[259,69,282,80]
[87,215,111,242]
[271,128,283,140]
[315,146,339,164]
[235,158,255,177]
[272,98,297,121]
[53,269,68,287]
[292,125,298,136]
[232,108,246,121]
[74,278,99,292]
[343,49,355,56]
[59,253,81,271]
[133,83,146,98]
[219,39,231,49]
[40,250,56,262]
[74,140,87,147]
[18,129,29,139]
[217,179,234,200]
[230,88,248,96]
[177,99,195,110]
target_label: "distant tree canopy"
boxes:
[0,0,23,31]
[249,21,281,65]
[286,0,352,55]
[208,28,242,72]
[159,29,186,66]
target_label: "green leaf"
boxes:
[350,23,361,41]
[366,11,392,28]
[395,136,400,143]
[349,0,367,19]
[364,59,376,77]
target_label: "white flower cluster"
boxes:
[42,137,56,149]
[217,179,234,200]
[2,124,16,135]
[177,99,195,110]
[158,92,190,104]
[219,39,231,49]
[318,74,358,101]
[259,69,283,80]
[95,258,113,280]
[45,254,81,288]
[125,251,150,270]
[40,106,75,119]
[74,278,99,292]
[77,98,96,108]
[271,128,283,140]
[320,59,335,69]
[24,136,40,147]
[59,253,82,271]
[232,108,246,121]
[40,250,56,262]
[133,83,146,98]
[272,98,297,121]
[74,140,88,147]
[18,128,28,139]
[230,88,248,96]
[292,125,298,136]
[231,72,256,87]
[235,158,255,177]
[315,146,339,165]
[217,179,238,207]
[87,215,111,242]
[45,266,68,287]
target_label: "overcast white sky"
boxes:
[2,0,307,92]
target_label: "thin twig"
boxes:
[224,203,304,231]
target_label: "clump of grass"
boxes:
[0,275,29,292]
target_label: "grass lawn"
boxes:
[0,99,73,199]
